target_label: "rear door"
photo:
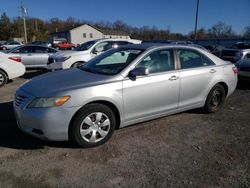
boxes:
[32,46,52,67]
[176,48,217,108]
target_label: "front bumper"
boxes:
[13,90,80,141]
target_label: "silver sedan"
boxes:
[14,44,238,148]
[7,45,58,68]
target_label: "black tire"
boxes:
[69,103,116,148]
[71,61,84,68]
[0,70,8,87]
[203,84,226,113]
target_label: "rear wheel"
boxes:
[69,104,116,148]
[203,84,226,113]
[0,70,7,87]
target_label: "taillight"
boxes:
[232,67,238,74]
[8,57,21,63]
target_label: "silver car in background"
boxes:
[7,45,58,68]
[14,44,238,148]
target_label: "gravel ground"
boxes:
[0,70,249,188]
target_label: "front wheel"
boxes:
[69,104,116,148]
[203,84,226,113]
[0,70,7,87]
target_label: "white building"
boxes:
[50,24,131,44]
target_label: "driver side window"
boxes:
[93,42,112,53]
[136,49,174,74]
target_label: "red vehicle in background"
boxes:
[53,41,78,50]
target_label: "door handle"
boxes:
[169,75,179,81]
[209,69,216,73]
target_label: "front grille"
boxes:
[15,94,29,107]
[47,57,54,65]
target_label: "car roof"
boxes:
[120,43,207,51]
[16,44,53,48]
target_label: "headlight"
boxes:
[55,56,71,62]
[27,96,70,108]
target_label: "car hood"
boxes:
[51,50,88,58]
[20,68,115,97]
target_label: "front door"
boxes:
[122,48,180,123]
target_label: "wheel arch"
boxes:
[71,61,86,67]
[68,100,121,138]
[216,81,228,96]
[0,68,9,79]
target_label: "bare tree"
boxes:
[208,21,236,38]
[243,25,250,38]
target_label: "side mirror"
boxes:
[91,49,97,55]
[129,67,149,78]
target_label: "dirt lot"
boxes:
[0,70,249,188]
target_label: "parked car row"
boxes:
[0,40,22,50]
[6,44,59,68]
[0,38,141,87]
[14,43,238,147]
[0,38,240,148]
[47,38,141,70]
[213,42,250,79]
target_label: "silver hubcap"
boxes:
[211,90,221,107]
[80,112,110,143]
[0,73,4,85]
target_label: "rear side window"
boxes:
[177,49,214,69]
[34,46,47,53]
[46,47,57,53]
[12,46,33,54]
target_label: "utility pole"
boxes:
[21,0,27,43]
[194,0,199,41]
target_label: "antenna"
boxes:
[21,0,27,43]
[194,0,199,41]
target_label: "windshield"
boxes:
[79,48,144,75]
[74,40,97,51]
